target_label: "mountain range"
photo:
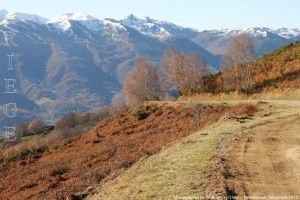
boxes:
[0,10,299,124]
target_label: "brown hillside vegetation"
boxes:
[250,42,300,92]
[0,103,256,199]
[205,41,300,94]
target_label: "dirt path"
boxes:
[224,115,300,198]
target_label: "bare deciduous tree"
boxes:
[123,58,162,107]
[161,47,208,95]
[222,34,256,92]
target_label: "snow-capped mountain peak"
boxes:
[123,14,139,22]
[244,27,270,37]
[121,14,198,40]
[0,9,47,25]
[48,12,103,31]
[121,14,172,40]
[205,27,300,39]
[275,28,300,39]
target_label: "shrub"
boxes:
[134,108,149,120]
[55,113,77,130]
[231,104,258,117]
[54,104,128,139]
[5,145,48,162]
[0,156,4,163]
[50,167,69,176]
[15,119,51,137]
[28,119,47,135]
[3,104,129,155]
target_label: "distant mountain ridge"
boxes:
[1,10,299,41]
[192,28,300,55]
[0,10,299,124]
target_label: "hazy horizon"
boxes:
[0,0,299,30]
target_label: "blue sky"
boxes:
[0,0,299,30]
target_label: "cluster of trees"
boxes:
[123,47,209,107]
[9,104,128,151]
[123,33,256,107]
[13,104,128,140]
[15,119,50,137]
[53,104,128,137]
